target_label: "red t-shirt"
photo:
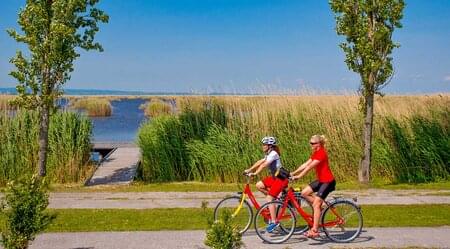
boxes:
[310,147,334,182]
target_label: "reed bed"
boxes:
[138,94,449,184]
[0,95,17,111]
[140,99,174,117]
[0,110,94,185]
[69,97,112,117]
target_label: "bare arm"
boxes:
[292,159,320,180]
[252,161,270,175]
[245,159,265,173]
[291,159,312,175]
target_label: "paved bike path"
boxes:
[25,227,450,249]
[48,189,450,209]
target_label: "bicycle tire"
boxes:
[320,199,363,243]
[254,201,296,244]
[213,196,253,234]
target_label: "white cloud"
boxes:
[444,75,450,81]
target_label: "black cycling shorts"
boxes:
[309,179,336,200]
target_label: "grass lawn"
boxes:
[49,180,450,193]
[1,204,448,232]
[335,180,450,191]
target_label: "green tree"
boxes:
[329,0,405,183]
[8,0,109,177]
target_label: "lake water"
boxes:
[56,98,148,142]
[90,98,148,142]
[2,88,166,142]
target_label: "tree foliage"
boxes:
[330,0,404,105]
[8,0,109,109]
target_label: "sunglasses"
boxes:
[309,142,319,145]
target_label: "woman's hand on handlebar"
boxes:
[243,169,255,176]
[289,173,298,182]
[243,171,256,177]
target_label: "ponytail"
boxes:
[272,145,281,156]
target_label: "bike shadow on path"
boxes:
[242,230,309,245]
[241,229,373,246]
[306,229,373,246]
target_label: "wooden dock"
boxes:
[86,143,140,186]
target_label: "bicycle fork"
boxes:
[232,193,247,218]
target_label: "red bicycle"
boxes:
[214,173,312,234]
[254,185,363,244]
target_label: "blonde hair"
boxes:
[311,134,327,146]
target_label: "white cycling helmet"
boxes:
[261,136,277,145]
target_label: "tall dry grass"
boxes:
[137,94,449,183]
[0,95,17,111]
[140,99,173,117]
[69,97,112,117]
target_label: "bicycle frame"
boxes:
[275,187,344,228]
[233,178,261,217]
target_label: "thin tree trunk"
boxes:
[38,103,50,177]
[359,92,374,184]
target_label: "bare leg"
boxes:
[266,195,276,222]
[301,185,315,204]
[302,185,321,236]
[256,181,268,195]
[311,197,323,234]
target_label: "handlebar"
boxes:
[243,171,257,176]
[242,172,255,184]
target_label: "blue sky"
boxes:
[0,0,449,93]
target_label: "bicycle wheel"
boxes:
[320,200,363,242]
[254,201,296,244]
[214,196,253,234]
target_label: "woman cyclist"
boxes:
[290,135,336,238]
[244,136,289,233]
